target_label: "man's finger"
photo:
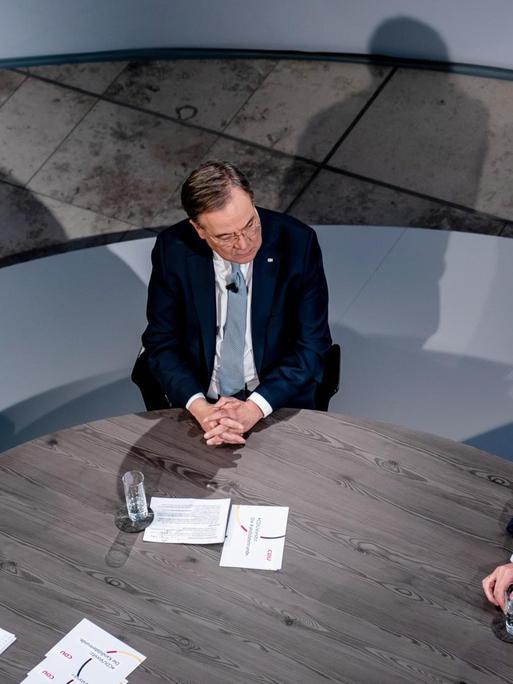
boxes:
[495,577,510,611]
[203,418,244,439]
[203,423,232,438]
[215,396,235,407]
[212,416,244,432]
[216,396,243,408]
[200,419,221,433]
[215,397,241,409]
[203,423,244,440]
[218,405,241,418]
[205,436,223,446]
[203,409,230,424]
[201,415,221,426]
[482,576,499,606]
[206,430,245,446]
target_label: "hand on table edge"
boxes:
[482,562,513,610]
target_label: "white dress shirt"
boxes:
[186,251,273,417]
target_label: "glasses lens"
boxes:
[214,216,260,245]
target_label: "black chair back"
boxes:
[314,344,341,411]
[131,350,170,411]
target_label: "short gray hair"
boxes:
[181,160,254,222]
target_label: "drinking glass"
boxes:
[122,470,149,523]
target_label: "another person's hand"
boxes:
[482,562,513,610]
[188,397,245,446]
[203,397,264,445]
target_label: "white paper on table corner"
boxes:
[220,505,289,570]
[0,627,15,654]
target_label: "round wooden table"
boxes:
[1,408,513,683]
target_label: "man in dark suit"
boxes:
[142,160,331,445]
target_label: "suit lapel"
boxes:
[188,253,216,380]
[252,219,281,373]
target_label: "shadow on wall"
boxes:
[0,185,70,450]
[282,17,489,227]
[370,15,451,62]
[0,66,151,446]
[328,322,513,463]
[0,240,150,453]
[315,222,446,447]
[0,375,142,453]
[282,20,512,458]
[317,226,513,461]
[0,182,69,267]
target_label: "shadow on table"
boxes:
[104,408,300,568]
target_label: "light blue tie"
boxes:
[219,262,247,396]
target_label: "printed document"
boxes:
[143,497,231,544]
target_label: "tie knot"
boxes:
[231,262,242,275]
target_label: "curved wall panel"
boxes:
[2,228,513,461]
[2,1,513,71]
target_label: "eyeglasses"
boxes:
[208,214,261,246]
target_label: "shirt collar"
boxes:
[212,250,252,276]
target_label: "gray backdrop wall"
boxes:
[1,1,513,70]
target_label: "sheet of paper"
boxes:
[43,618,144,681]
[220,505,289,570]
[143,497,231,544]
[27,656,128,684]
[0,627,15,654]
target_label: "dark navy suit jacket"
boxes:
[142,208,332,410]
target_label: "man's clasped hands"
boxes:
[189,396,263,446]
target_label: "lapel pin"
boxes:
[267,257,274,263]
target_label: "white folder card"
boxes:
[220,505,289,570]
[39,617,144,682]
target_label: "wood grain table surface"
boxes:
[2,408,513,684]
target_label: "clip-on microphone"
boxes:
[226,281,239,293]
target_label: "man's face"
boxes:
[191,186,262,263]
